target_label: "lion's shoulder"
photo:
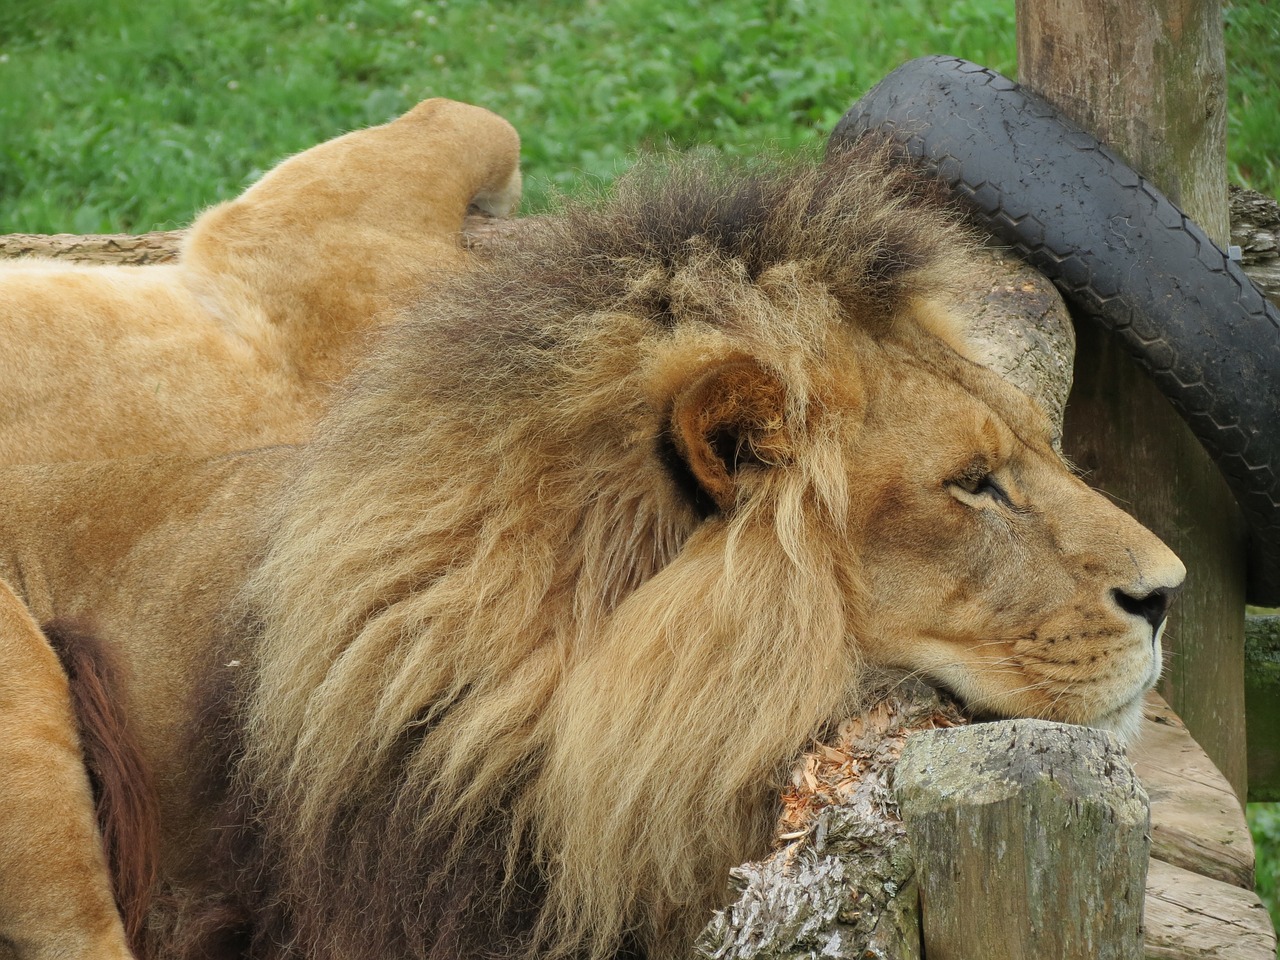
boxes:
[0,98,523,465]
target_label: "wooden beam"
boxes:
[1015,0,1229,244]
[1144,859,1278,960]
[1129,693,1256,888]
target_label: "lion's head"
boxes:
[217,143,1184,960]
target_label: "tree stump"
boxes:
[895,721,1150,960]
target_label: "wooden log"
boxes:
[958,248,1075,444]
[0,230,186,265]
[703,695,1273,960]
[1016,0,1250,803]
[894,720,1150,960]
[1063,323,1250,801]
[1143,858,1278,960]
[1230,186,1280,305]
[1131,693,1278,956]
[696,678,968,960]
[1128,693,1255,889]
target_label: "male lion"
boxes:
[0,97,520,464]
[0,144,1184,960]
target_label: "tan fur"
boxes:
[0,147,1183,960]
[0,97,520,464]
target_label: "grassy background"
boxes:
[1,0,1277,932]
[1256,803,1280,933]
[0,0,1276,234]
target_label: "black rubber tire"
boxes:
[829,55,1280,605]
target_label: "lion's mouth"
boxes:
[919,675,1150,744]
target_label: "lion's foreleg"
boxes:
[0,583,133,960]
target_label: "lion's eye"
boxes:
[949,471,1011,506]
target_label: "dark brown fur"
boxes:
[175,663,548,960]
[45,619,160,953]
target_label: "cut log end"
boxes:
[895,720,1150,960]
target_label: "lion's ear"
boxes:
[668,359,794,513]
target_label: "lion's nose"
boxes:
[1111,585,1177,631]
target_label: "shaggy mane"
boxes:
[215,140,978,960]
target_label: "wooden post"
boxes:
[1015,0,1229,243]
[1015,0,1250,802]
[894,720,1150,960]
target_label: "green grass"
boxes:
[0,0,1019,232]
[1250,804,1280,934]
[1224,1,1279,194]
[1,0,1275,234]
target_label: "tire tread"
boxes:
[831,56,1280,602]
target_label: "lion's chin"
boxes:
[926,679,1153,749]
[1086,624,1165,747]
[1078,691,1152,748]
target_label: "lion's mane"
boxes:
[210,143,977,960]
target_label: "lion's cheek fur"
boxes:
[529,522,860,958]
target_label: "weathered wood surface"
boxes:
[1131,693,1276,959]
[0,229,187,264]
[1134,693,1277,958]
[1016,0,1250,806]
[1015,0,1229,245]
[1063,321,1251,801]
[958,248,1075,443]
[1013,0,1244,803]
[1129,694,1256,888]
[1230,185,1280,305]
[1245,614,1280,801]
[1144,858,1278,960]
[700,689,1276,960]
[895,720,1149,960]
[696,679,962,960]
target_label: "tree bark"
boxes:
[1230,185,1280,304]
[0,230,186,265]
[696,679,965,960]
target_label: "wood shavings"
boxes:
[699,676,969,960]
[775,681,967,843]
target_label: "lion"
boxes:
[0,96,520,465]
[0,143,1185,960]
